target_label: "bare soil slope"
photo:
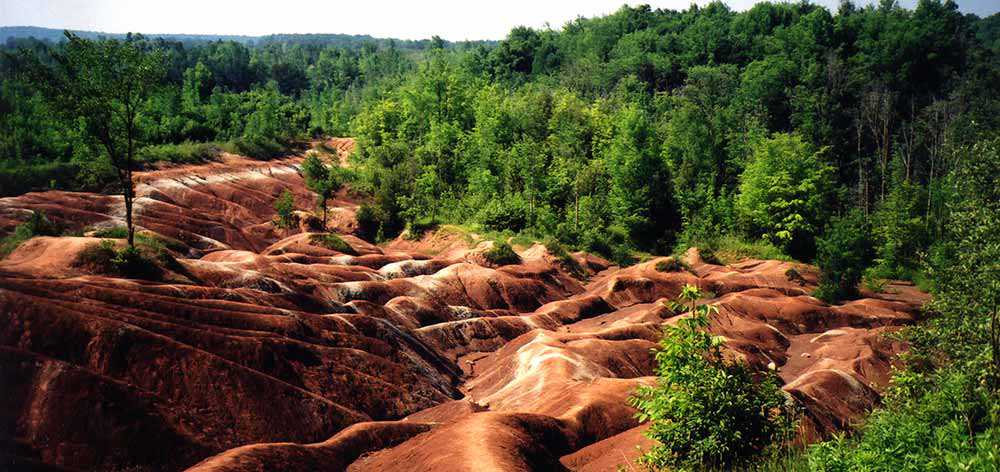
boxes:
[0,141,926,472]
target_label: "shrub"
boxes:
[862,268,889,293]
[814,211,874,303]
[274,190,297,229]
[136,142,221,165]
[696,246,724,265]
[355,204,385,242]
[735,133,834,259]
[404,218,438,241]
[807,360,998,471]
[74,239,119,273]
[544,237,586,279]
[630,284,794,470]
[0,160,83,197]
[654,257,687,273]
[223,136,290,160]
[582,224,634,266]
[0,210,60,258]
[477,197,529,233]
[112,245,163,279]
[92,226,187,253]
[785,267,807,286]
[92,226,129,238]
[675,234,791,265]
[74,239,163,280]
[309,233,358,256]
[870,181,928,279]
[483,241,521,266]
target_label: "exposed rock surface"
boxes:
[0,141,926,471]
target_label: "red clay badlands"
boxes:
[0,143,926,471]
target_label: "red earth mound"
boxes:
[0,146,926,471]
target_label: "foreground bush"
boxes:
[809,138,1000,471]
[808,362,999,471]
[630,284,793,470]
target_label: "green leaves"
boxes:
[273,189,296,229]
[735,132,833,257]
[814,210,874,303]
[632,284,793,469]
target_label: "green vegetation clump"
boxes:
[81,227,191,280]
[91,226,129,238]
[0,160,80,197]
[654,257,687,273]
[861,268,889,293]
[91,226,186,253]
[483,241,521,267]
[355,204,387,242]
[74,240,164,280]
[0,211,60,258]
[301,152,346,228]
[477,198,529,233]
[784,267,807,286]
[273,190,297,229]
[808,364,999,471]
[403,218,439,241]
[675,234,790,266]
[222,137,292,160]
[806,138,1000,471]
[544,237,587,279]
[735,133,834,258]
[137,142,221,165]
[309,233,357,255]
[630,284,794,470]
[814,211,874,303]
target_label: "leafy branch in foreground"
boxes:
[630,284,794,470]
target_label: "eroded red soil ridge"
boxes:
[0,141,926,471]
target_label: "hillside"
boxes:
[0,142,927,471]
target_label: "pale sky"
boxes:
[1,0,997,41]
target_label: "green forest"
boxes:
[2,0,998,469]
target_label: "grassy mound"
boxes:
[309,233,358,255]
[483,241,521,266]
[0,211,61,259]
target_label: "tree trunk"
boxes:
[125,196,133,246]
[124,171,135,247]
